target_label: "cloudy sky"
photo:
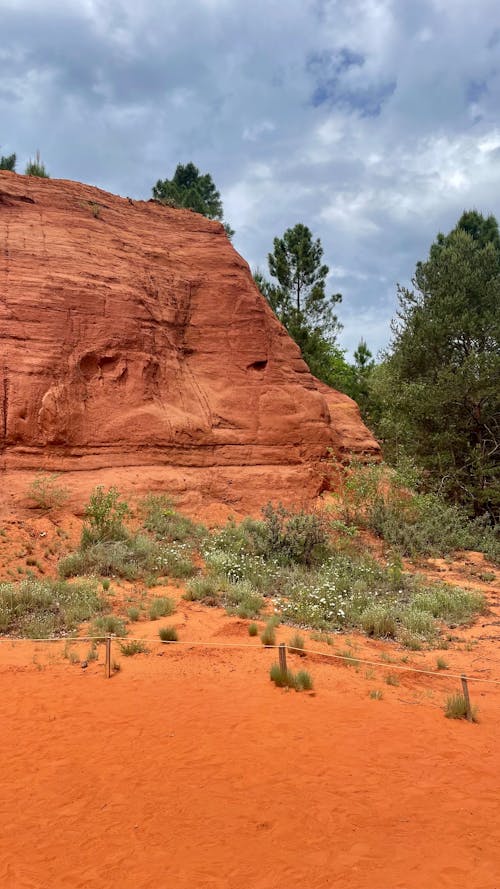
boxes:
[2,0,500,356]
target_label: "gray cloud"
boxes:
[1,0,500,355]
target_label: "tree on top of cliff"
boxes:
[0,152,16,171]
[152,162,234,238]
[254,223,343,385]
[372,211,500,520]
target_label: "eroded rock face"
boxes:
[0,172,378,503]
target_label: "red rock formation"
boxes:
[0,172,378,509]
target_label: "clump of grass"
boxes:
[338,649,359,668]
[184,576,220,602]
[445,693,478,722]
[102,579,110,591]
[436,656,449,670]
[86,644,99,662]
[248,622,258,636]
[27,473,69,511]
[120,640,149,656]
[127,607,140,622]
[360,604,397,638]
[295,669,313,690]
[159,626,178,642]
[385,673,400,687]
[0,577,104,638]
[149,597,175,621]
[261,621,277,646]
[141,494,206,543]
[369,689,383,700]
[89,614,127,637]
[269,663,297,688]
[289,633,306,656]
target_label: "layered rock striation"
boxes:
[0,172,378,501]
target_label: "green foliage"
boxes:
[261,621,277,646]
[120,640,149,656]
[248,622,258,636]
[295,669,313,690]
[184,575,221,602]
[436,656,449,670]
[159,625,178,642]
[81,486,130,548]
[373,213,500,520]
[149,596,175,620]
[0,577,103,637]
[0,152,16,171]
[369,689,383,700]
[24,151,49,177]
[360,604,397,638]
[269,663,297,688]
[89,614,127,637]
[127,607,140,622]
[445,693,478,722]
[254,223,342,384]
[141,494,205,544]
[152,161,234,237]
[27,474,69,511]
[220,502,330,567]
[289,632,306,655]
[332,459,499,562]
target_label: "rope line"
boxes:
[1,635,499,685]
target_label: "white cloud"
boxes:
[2,0,500,356]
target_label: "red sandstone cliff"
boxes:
[0,172,378,507]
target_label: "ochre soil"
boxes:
[0,513,499,888]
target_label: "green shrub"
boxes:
[436,656,448,670]
[159,626,178,642]
[400,608,437,640]
[141,494,206,543]
[149,597,175,620]
[360,604,397,638]
[253,503,330,566]
[269,663,297,688]
[289,633,306,656]
[445,693,478,722]
[295,669,313,690]
[0,577,103,638]
[102,579,110,591]
[89,614,127,637]
[120,640,148,656]
[338,649,359,668]
[25,151,49,177]
[184,575,220,601]
[127,607,140,622]
[385,673,399,686]
[248,622,258,636]
[261,621,277,646]
[81,486,130,548]
[27,474,69,511]
[333,459,499,562]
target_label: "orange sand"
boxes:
[0,510,499,888]
[1,620,499,889]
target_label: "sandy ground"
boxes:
[0,511,499,888]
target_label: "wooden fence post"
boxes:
[279,642,287,674]
[105,635,112,679]
[461,674,472,722]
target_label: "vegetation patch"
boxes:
[159,626,178,642]
[120,640,149,656]
[445,693,478,722]
[0,577,103,638]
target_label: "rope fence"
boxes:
[1,633,499,720]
